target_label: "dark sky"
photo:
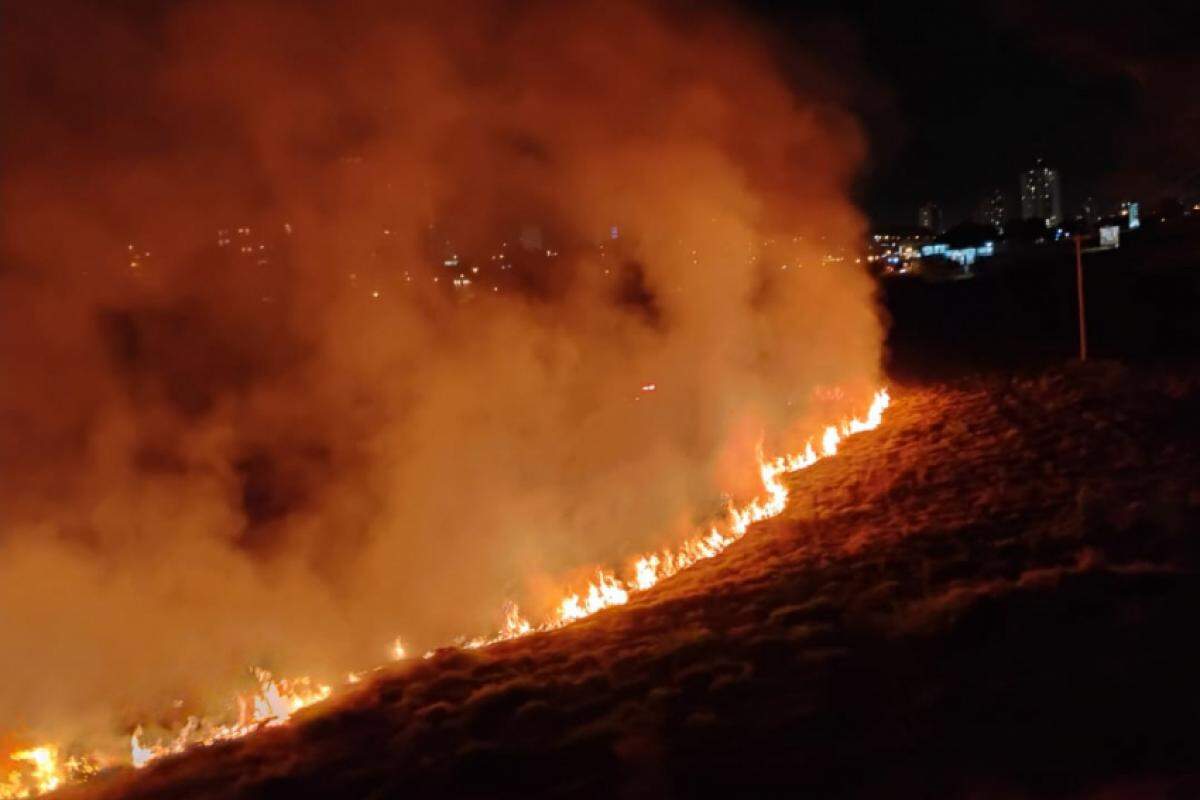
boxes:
[5,0,1195,230]
[740,0,1200,228]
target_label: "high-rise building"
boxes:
[975,189,1007,234]
[1080,196,1098,227]
[1019,159,1063,228]
[917,201,943,234]
[1120,201,1140,229]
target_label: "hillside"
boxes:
[68,364,1200,799]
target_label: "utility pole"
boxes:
[1074,234,1087,362]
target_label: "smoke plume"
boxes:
[0,0,880,751]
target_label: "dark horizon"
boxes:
[740,0,1200,229]
[5,1,1195,230]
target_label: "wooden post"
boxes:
[1074,234,1087,362]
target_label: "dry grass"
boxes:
[68,364,1200,799]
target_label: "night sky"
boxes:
[4,0,1196,229]
[742,0,1200,227]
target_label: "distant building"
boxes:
[921,239,996,268]
[1019,160,1063,228]
[216,224,274,265]
[868,226,934,273]
[1080,196,1098,227]
[974,189,1007,234]
[1120,201,1140,229]
[917,202,943,234]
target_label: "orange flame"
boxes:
[462,388,890,641]
[4,388,889,794]
[129,669,331,768]
[2,745,100,799]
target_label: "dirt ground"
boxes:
[63,361,1200,799]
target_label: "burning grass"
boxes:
[31,364,1200,798]
[5,390,890,797]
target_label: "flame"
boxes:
[2,745,100,799]
[128,669,331,768]
[463,388,890,641]
[460,601,534,650]
[549,388,891,609]
[2,747,59,799]
[4,388,889,795]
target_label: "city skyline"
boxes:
[1019,159,1063,229]
[739,2,1199,227]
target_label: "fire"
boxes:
[459,601,534,650]
[557,570,630,623]
[463,388,891,640]
[2,747,59,799]
[3,388,889,795]
[822,425,840,456]
[128,670,331,768]
[2,746,100,799]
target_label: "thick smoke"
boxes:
[0,0,879,749]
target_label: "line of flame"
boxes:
[126,670,332,769]
[459,388,890,648]
[2,388,889,796]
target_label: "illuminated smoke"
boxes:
[0,0,881,757]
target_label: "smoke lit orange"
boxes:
[2,389,888,796]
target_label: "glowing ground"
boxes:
[64,365,1200,799]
